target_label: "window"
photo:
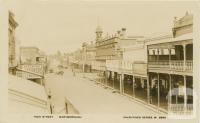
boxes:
[171,48,175,55]
[163,49,169,55]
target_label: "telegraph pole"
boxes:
[82,43,87,78]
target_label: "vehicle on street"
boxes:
[56,71,64,75]
[49,69,54,73]
[57,65,64,69]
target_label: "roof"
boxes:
[146,33,192,46]
[8,75,47,101]
[20,46,39,50]
[174,12,193,28]
[121,43,145,51]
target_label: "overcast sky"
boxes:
[5,0,197,54]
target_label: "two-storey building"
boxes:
[95,26,146,92]
[95,26,118,84]
[17,46,47,85]
[82,42,96,73]
[146,12,193,113]
[20,46,40,64]
[69,48,83,70]
[120,39,147,102]
[105,36,147,101]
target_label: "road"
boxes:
[44,68,163,115]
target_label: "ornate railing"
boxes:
[168,104,193,114]
[16,64,44,79]
[170,60,184,71]
[148,60,193,71]
[186,60,193,71]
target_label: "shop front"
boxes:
[134,77,148,102]
[149,72,193,112]
[114,72,120,90]
[107,71,114,88]
[123,74,133,96]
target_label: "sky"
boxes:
[5,0,197,54]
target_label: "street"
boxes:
[44,68,163,115]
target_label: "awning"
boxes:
[147,33,193,46]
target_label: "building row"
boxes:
[8,11,50,113]
[8,11,47,85]
[68,12,193,114]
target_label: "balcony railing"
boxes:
[186,60,193,71]
[16,64,44,79]
[148,60,193,71]
[168,104,193,115]
[171,60,184,71]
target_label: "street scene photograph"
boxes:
[5,0,197,118]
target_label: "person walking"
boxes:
[73,71,76,77]
[47,89,54,114]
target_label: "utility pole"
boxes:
[82,44,86,78]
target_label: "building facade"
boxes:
[82,42,96,72]
[95,26,118,83]
[95,26,147,91]
[17,46,47,85]
[121,40,148,101]
[20,46,40,64]
[9,11,18,74]
[68,48,83,70]
[105,37,147,100]
[146,12,193,113]
[95,27,125,84]
[66,12,193,114]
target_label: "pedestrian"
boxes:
[47,89,53,114]
[150,95,153,104]
[73,71,76,77]
[48,89,51,99]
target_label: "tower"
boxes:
[95,26,103,42]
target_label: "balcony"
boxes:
[148,60,193,72]
[168,104,193,115]
[16,64,44,79]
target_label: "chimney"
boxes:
[121,28,126,38]
[174,16,177,21]
[117,30,121,37]
[185,11,189,16]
